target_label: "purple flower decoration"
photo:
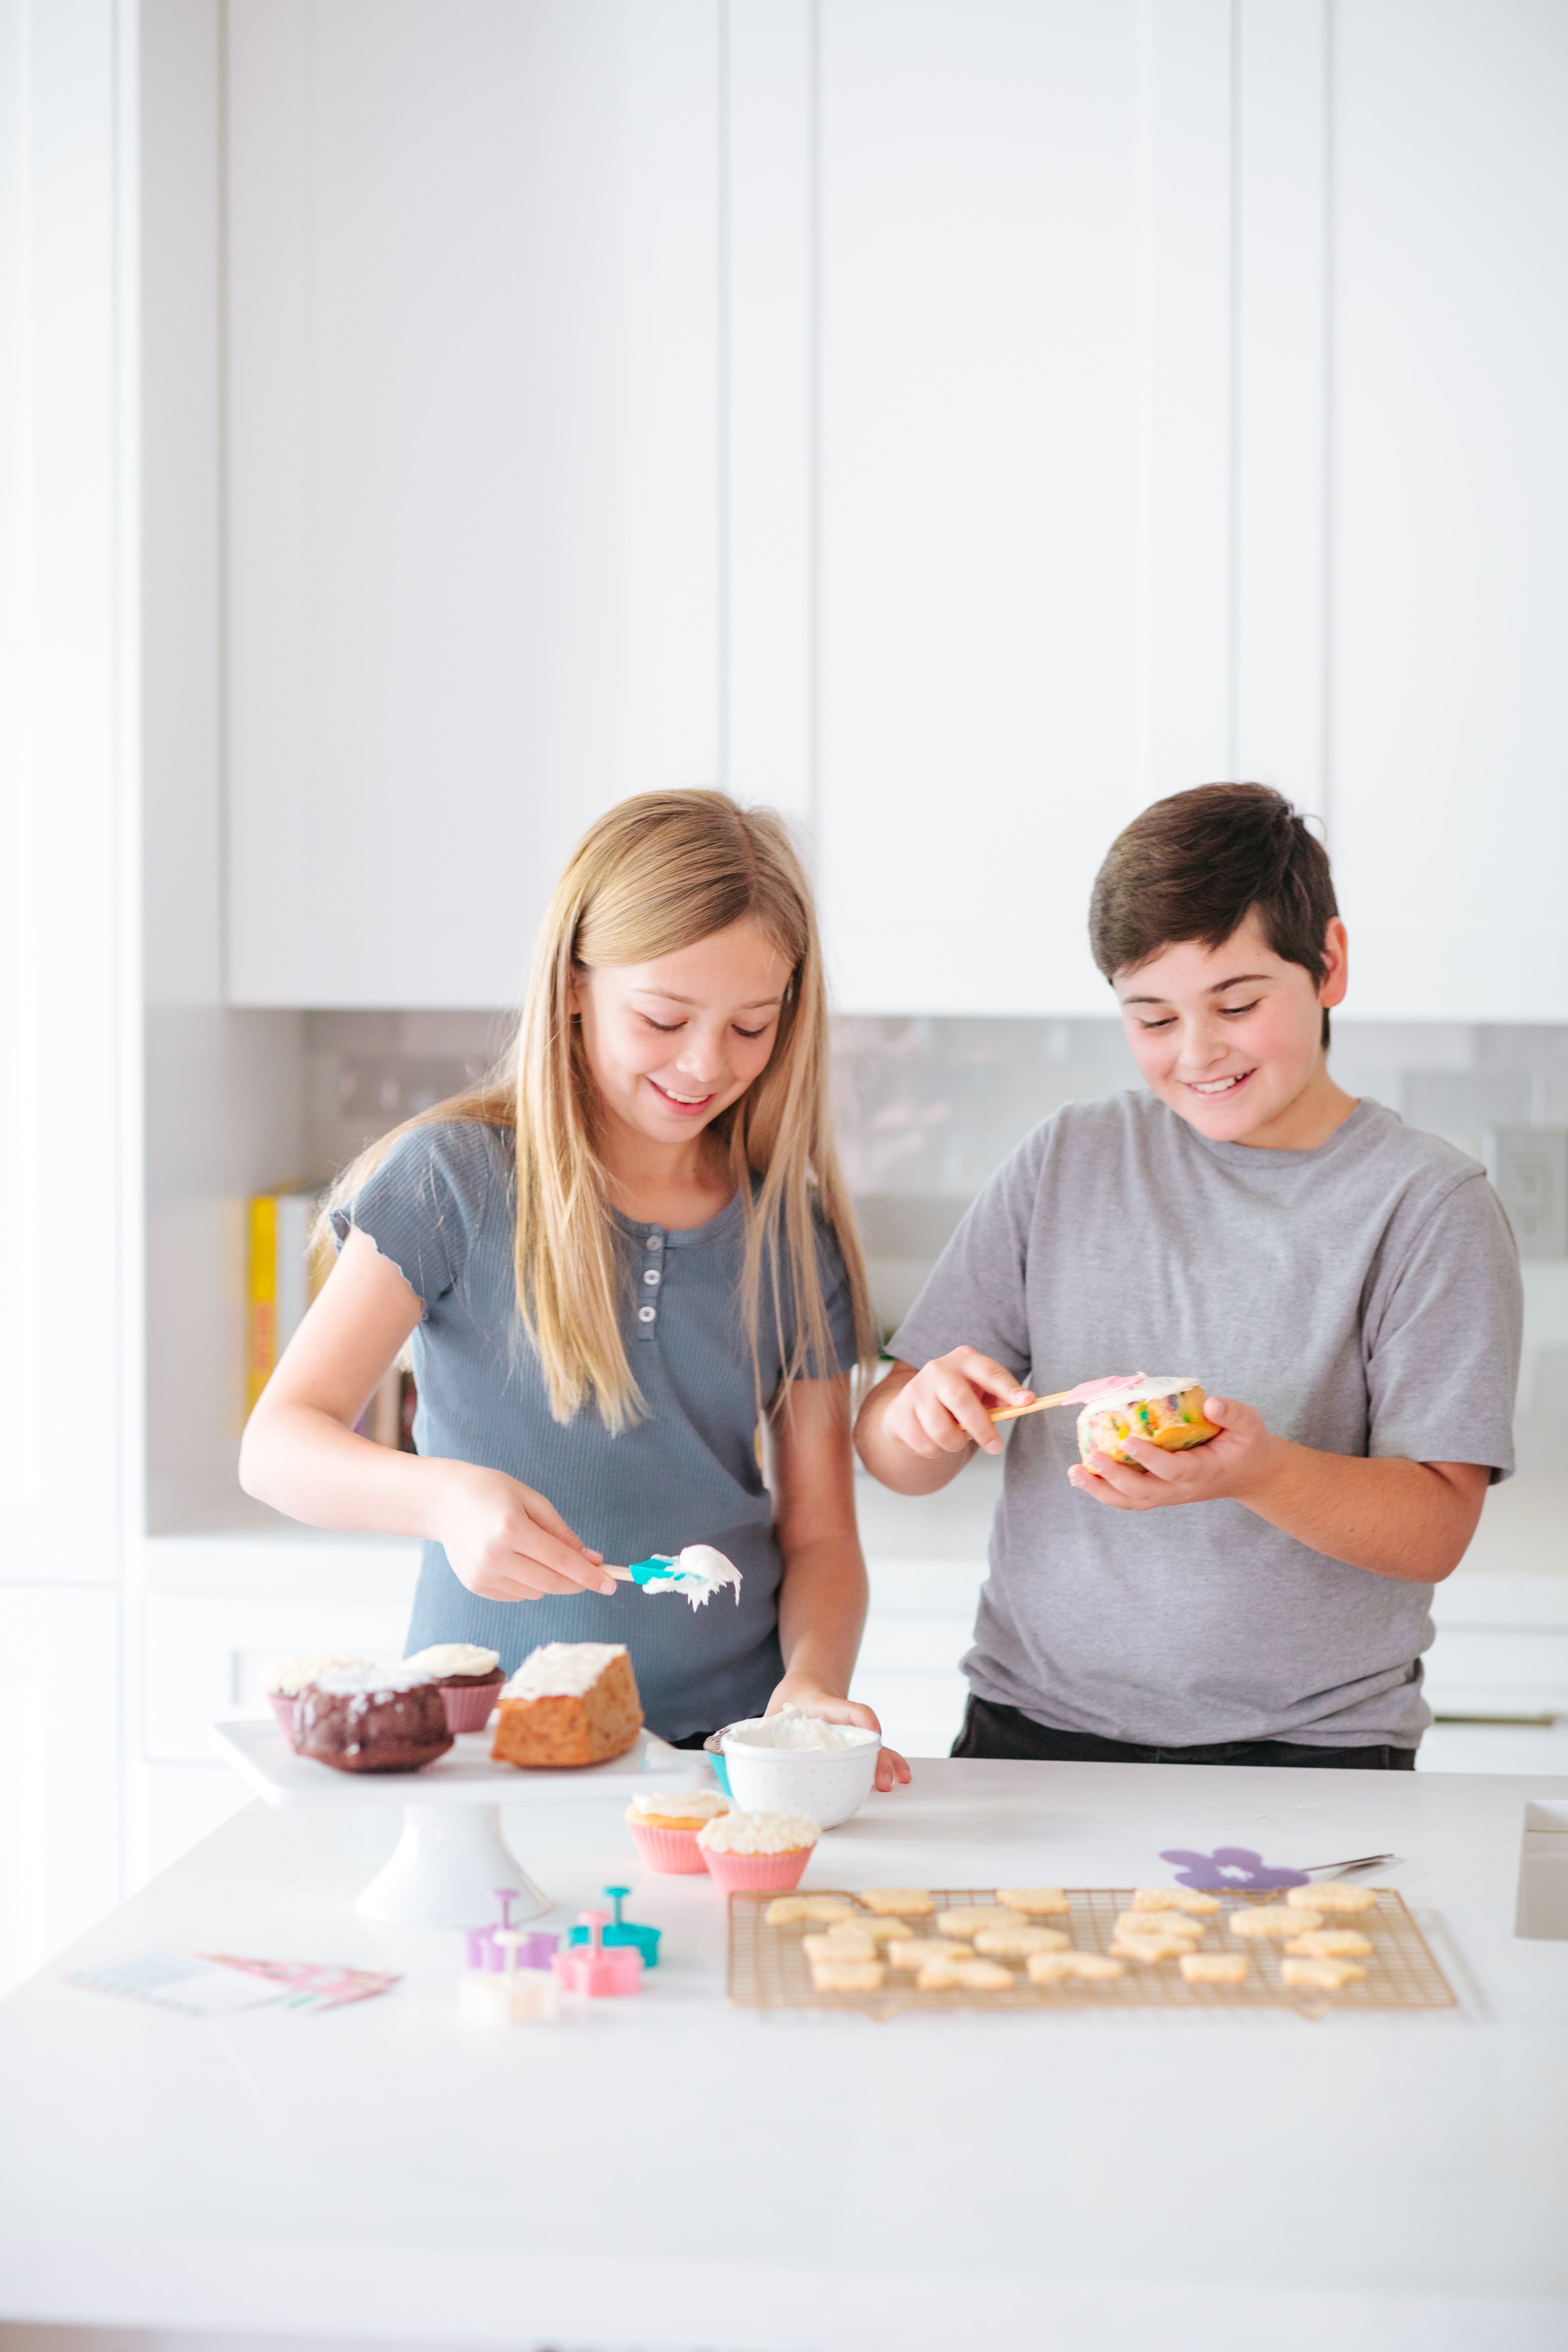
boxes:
[1159,1846,1309,1890]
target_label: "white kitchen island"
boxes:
[2,1757,1565,2352]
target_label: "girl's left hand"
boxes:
[1066,1393,1283,1512]
[766,1678,912,1793]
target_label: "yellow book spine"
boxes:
[247,1192,278,1414]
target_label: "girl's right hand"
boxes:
[880,1348,1034,1461]
[429,1461,616,1601]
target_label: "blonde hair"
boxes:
[323,790,876,1430]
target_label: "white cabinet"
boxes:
[1329,0,1568,1021]
[225,0,724,1007]
[220,0,1568,1022]
[816,0,1234,1016]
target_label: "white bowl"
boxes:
[718,1716,879,1829]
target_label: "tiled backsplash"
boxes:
[304,1010,1568,1472]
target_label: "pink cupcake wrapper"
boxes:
[439,1681,501,1734]
[699,1844,815,1895]
[626,1819,711,1875]
[267,1691,299,1741]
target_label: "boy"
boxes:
[854,784,1522,1767]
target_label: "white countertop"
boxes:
[3,1758,1567,2352]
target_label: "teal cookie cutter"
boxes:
[565,1885,661,1968]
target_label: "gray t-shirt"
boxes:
[891,1093,1522,1749]
[333,1121,857,1742]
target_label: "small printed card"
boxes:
[68,1950,400,2017]
[199,1954,401,2012]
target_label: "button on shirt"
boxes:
[331,1121,858,1740]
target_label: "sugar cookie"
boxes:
[1109,1932,1194,1961]
[1283,1929,1373,1958]
[971,1925,1069,1958]
[936,1906,1030,1938]
[1280,1957,1366,1991]
[994,1887,1070,1916]
[885,1938,975,1970]
[809,1959,885,1992]
[1179,1951,1249,1985]
[1230,1905,1319,1938]
[1027,1951,1124,1984]
[802,1930,877,1963]
[766,1895,857,1924]
[857,1888,934,1916]
[916,1958,1017,1992]
[1288,1883,1378,1914]
[1131,1886,1221,1914]
[1112,1909,1204,1941]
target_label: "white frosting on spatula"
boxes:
[641,1544,743,1611]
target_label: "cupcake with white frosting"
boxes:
[403,1642,505,1733]
[695,1807,821,1895]
[624,1785,731,1874]
[263,1653,371,1742]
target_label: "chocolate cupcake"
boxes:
[295,1662,454,1774]
[403,1642,505,1733]
[263,1652,371,1742]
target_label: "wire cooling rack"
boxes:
[727,1887,1456,2021]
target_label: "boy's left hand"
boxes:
[1067,1394,1283,1513]
[765,1678,912,1792]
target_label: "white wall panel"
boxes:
[815,0,1234,1016]
[226,0,723,1007]
[140,0,310,1537]
[0,1588,121,1994]
[725,0,815,823]
[0,0,135,1581]
[1233,0,1328,799]
[1330,0,1568,1020]
[1136,0,1235,803]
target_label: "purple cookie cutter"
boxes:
[463,1886,560,1973]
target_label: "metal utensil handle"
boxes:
[1298,1852,1396,1879]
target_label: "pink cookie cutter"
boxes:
[551,1909,643,1998]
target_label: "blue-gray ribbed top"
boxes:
[331,1121,856,1742]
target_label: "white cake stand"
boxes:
[212,1718,694,1928]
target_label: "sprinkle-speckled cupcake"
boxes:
[625,1785,731,1873]
[403,1643,505,1733]
[695,1807,821,1894]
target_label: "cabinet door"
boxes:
[816,0,1234,1015]
[226,0,722,1007]
[1330,0,1568,1020]
[0,1589,120,1996]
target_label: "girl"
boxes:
[240,791,906,1782]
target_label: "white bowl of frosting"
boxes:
[717,1705,880,1828]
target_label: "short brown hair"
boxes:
[1089,783,1338,1045]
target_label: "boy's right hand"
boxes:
[429,1461,616,1601]
[879,1348,1035,1461]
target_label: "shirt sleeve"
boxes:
[889,1125,1044,1379]
[784,1213,862,1381]
[329,1121,497,1314]
[1364,1170,1522,1479]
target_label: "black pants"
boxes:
[952,1693,1416,1770]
